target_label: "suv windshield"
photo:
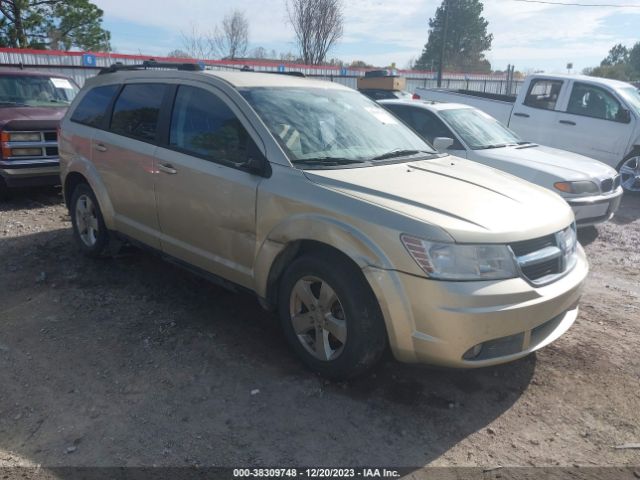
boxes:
[0,74,78,107]
[440,107,522,150]
[241,87,436,167]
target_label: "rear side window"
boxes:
[524,79,563,111]
[110,84,165,142]
[169,85,250,168]
[70,85,119,128]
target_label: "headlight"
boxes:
[10,147,42,156]
[554,181,598,194]
[8,132,41,142]
[401,235,518,280]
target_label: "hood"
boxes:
[304,156,574,244]
[0,106,67,128]
[472,144,617,181]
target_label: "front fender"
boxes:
[252,214,420,361]
[253,213,396,299]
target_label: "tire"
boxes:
[618,153,640,194]
[278,252,387,380]
[69,183,110,257]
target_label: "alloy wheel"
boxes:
[620,156,640,192]
[75,194,99,247]
[289,276,347,361]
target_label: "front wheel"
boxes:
[278,253,387,379]
[69,183,110,257]
[619,154,640,193]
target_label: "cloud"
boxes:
[95,0,640,71]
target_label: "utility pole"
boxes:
[437,0,449,88]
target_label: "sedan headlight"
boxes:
[554,181,599,194]
[401,235,518,280]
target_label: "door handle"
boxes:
[559,120,576,126]
[94,143,108,152]
[513,112,530,118]
[158,163,177,174]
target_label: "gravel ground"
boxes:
[0,187,638,470]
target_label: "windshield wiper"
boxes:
[371,149,435,161]
[292,157,365,166]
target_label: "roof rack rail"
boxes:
[99,60,203,75]
[203,65,305,77]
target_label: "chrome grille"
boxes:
[509,225,577,285]
[510,234,555,257]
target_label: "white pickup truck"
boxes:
[416,74,640,192]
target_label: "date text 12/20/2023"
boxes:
[232,468,401,478]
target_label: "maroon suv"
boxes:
[0,70,79,195]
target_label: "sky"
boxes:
[92,0,640,73]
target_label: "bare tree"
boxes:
[286,0,343,65]
[213,10,249,59]
[167,49,192,59]
[251,46,268,59]
[181,22,216,59]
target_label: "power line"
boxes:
[511,0,640,6]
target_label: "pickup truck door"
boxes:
[507,78,567,147]
[554,80,633,166]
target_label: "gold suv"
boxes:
[59,63,588,379]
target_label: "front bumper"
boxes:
[0,160,60,188]
[365,245,588,367]
[566,187,623,227]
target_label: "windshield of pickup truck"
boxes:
[618,87,640,116]
[241,87,436,167]
[0,74,78,107]
[440,107,522,150]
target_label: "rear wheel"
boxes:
[278,252,387,379]
[70,183,110,257]
[619,154,640,194]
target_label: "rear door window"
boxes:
[523,79,563,110]
[110,84,166,142]
[169,85,251,168]
[70,85,119,128]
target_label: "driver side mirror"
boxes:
[243,138,272,177]
[433,137,455,151]
[616,108,631,124]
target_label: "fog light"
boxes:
[463,343,483,360]
[11,148,42,156]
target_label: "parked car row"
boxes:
[379,99,623,227]
[416,73,640,193]
[54,63,588,379]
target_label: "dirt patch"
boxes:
[0,187,639,468]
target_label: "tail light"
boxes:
[412,93,421,100]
